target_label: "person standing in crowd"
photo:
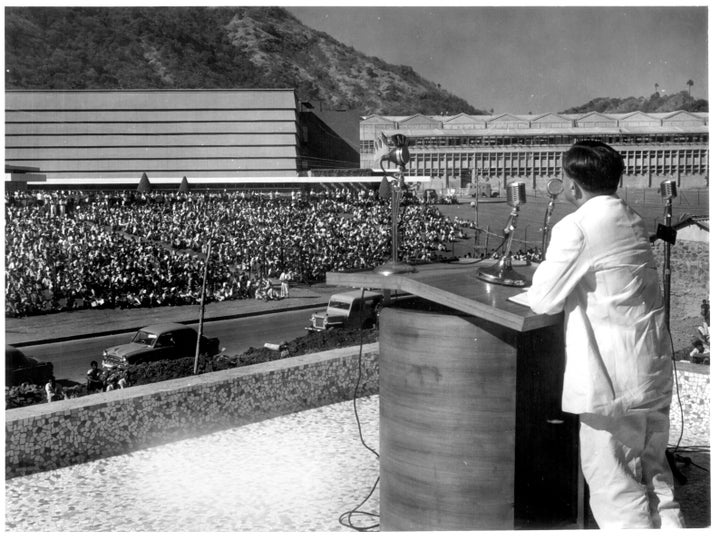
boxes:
[700,299,710,325]
[527,140,684,528]
[86,360,104,393]
[45,376,67,403]
[279,269,291,299]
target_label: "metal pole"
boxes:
[663,199,672,329]
[194,239,212,375]
[475,180,480,246]
[391,179,400,264]
[484,224,490,258]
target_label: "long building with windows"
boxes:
[4,89,359,189]
[360,111,709,191]
[5,90,709,193]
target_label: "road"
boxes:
[21,307,318,384]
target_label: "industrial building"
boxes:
[4,89,359,189]
[360,111,709,192]
[4,89,709,193]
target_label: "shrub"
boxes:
[5,383,45,409]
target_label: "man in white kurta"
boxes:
[527,141,684,528]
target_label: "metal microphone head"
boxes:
[546,178,564,198]
[660,180,677,200]
[507,181,526,207]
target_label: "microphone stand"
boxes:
[477,183,530,287]
[663,193,673,325]
[540,179,564,261]
[375,134,416,276]
[657,181,687,485]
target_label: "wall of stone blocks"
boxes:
[5,343,379,479]
[6,342,708,479]
[669,363,710,447]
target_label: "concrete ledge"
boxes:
[6,343,707,479]
[5,343,379,479]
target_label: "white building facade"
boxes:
[360,111,709,192]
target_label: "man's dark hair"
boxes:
[563,140,625,193]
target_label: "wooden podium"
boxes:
[326,261,583,531]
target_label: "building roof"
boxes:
[361,110,707,136]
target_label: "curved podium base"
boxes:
[378,302,579,531]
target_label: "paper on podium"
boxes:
[507,289,531,308]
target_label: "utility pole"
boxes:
[194,239,212,375]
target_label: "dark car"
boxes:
[5,345,54,386]
[102,323,221,369]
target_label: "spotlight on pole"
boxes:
[374,132,416,276]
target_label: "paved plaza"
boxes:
[6,392,710,532]
[5,396,380,532]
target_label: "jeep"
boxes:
[306,290,384,332]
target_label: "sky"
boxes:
[1,1,711,114]
[286,2,709,114]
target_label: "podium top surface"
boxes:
[326,261,563,332]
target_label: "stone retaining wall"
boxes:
[5,343,708,479]
[5,343,379,479]
[669,362,711,447]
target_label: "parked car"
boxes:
[102,323,221,369]
[5,345,54,386]
[306,290,384,332]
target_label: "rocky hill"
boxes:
[561,93,707,114]
[4,6,484,116]
[5,6,708,116]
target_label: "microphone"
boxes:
[507,181,527,207]
[659,179,677,329]
[540,178,564,260]
[661,180,677,200]
[477,181,530,287]
[374,131,416,276]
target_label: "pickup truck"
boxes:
[102,323,221,369]
[306,290,384,332]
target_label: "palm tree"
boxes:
[687,79,694,96]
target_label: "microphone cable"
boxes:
[338,287,380,532]
[658,219,706,484]
[663,301,707,485]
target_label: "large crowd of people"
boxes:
[5,188,473,318]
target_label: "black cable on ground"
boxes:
[338,287,380,532]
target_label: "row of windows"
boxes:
[359,133,709,153]
[392,147,708,178]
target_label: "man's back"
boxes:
[529,195,672,416]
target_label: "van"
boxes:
[306,290,384,332]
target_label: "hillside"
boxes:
[4,6,484,116]
[560,92,707,114]
[5,6,708,116]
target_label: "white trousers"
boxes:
[579,408,685,528]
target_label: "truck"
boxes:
[306,290,384,332]
[102,322,221,369]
